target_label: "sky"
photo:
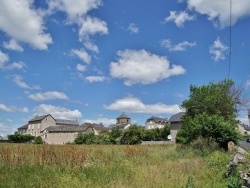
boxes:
[0,0,250,137]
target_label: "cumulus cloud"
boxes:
[0,0,52,50]
[164,11,195,27]
[85,76,106,83]
[47,0,102,22]
[104,96,182,114]
[71,49,91,64]
[127,23,139,33]
[3,39,24,52]
[76,64,86,72]
[0,103,29,113]
[79,16,108,40]
[84,41,99,53]
[0,50,9,68]
[0,123,16,137]
[209,37,229,61]
[33,104,82,120]
[28,91,68,101]
[12,75,40,90]
[161,39,196,51]
[4,61,26,70]
[187,0,250,28]
[110,49,186,86]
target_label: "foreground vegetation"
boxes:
[0,143,232,188]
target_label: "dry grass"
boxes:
[0,144,230,187]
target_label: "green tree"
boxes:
[34,136,43,144]
[8,132,34,143]
[109,127,122,144]
[177,79,242,149]
[120,125,143,145]
[74,132,96,144]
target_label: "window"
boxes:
[32,124,34,130]
[28,125,30,130]
[38,124,40,129]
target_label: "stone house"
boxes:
[145,116,168,129]
[108,113,131,130]
[169,112,185,142]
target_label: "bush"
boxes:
[34,136,43,144]
[176,114,240,149]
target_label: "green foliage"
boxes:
[74,132,96,144]
[120,125,143,145]
[141,125,170,141]
[177,114,239,149]
[182,79,239,122]
[109,127,122,144]
[8,133,34,143]
[34,136,43,144]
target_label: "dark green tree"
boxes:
[8,132,34,143]
[109,127,122,144]
[177,79,242,149]
[34,136,43,144]
[120,125,143,145]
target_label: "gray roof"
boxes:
[18,124,28,130]
[56,119,79,126]
[29,114,53,122]
[146,116,168,124]
[109,123,129,129]
[117,113,130,119]
[169,112,185,123]
[43,125,89,133]
[241,124,250,131]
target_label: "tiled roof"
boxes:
[18,124,28,129]
[43,125,89,133]
[109,123,129,129]
[29,114,52,122]
[56,119,79,126]
[117,113,130,119]
[146,116,168,124]
[169,112,185,123]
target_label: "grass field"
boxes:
[0,144,231,188]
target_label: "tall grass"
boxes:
[0,144,230,187]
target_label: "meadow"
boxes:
[0,143,231,188]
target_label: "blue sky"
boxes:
[0,0,250,137]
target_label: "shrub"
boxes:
[34,136,43,144]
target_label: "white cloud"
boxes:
[161,39,196,51]
[71,48,91,64]
[0,103,29,113]
[187,0,250,28]
[0,123,16,137]
[12,75,40,90]
[47,0,102,22]
[5,61,26,70]
[0,0,52,50]
[76,64,86,72]
[84,41,99,53]
[246,79,250,89]
[28,91,68,101]
[110,49,186,86]
[0,50,9,68]
[3,39,24,52]
[83,118,116,126]
[33,104,82,120]
[174,92,184,98]
[209,37,229,61]
[79,16,108,40]
[104,96,182,115]
[164,11,195,28]
[127,23,139,33]
[85,76,106,83]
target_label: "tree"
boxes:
[120,125,143,145]
[34,136,43,144]
[182,79,240,122]
[8,132,34,143]
[177,79,242,149]
[74,132,96,144]
[109,127,122,144]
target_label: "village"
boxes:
[16,110,250,145]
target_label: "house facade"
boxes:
[169,112,185,142]
[145,116,168,129]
